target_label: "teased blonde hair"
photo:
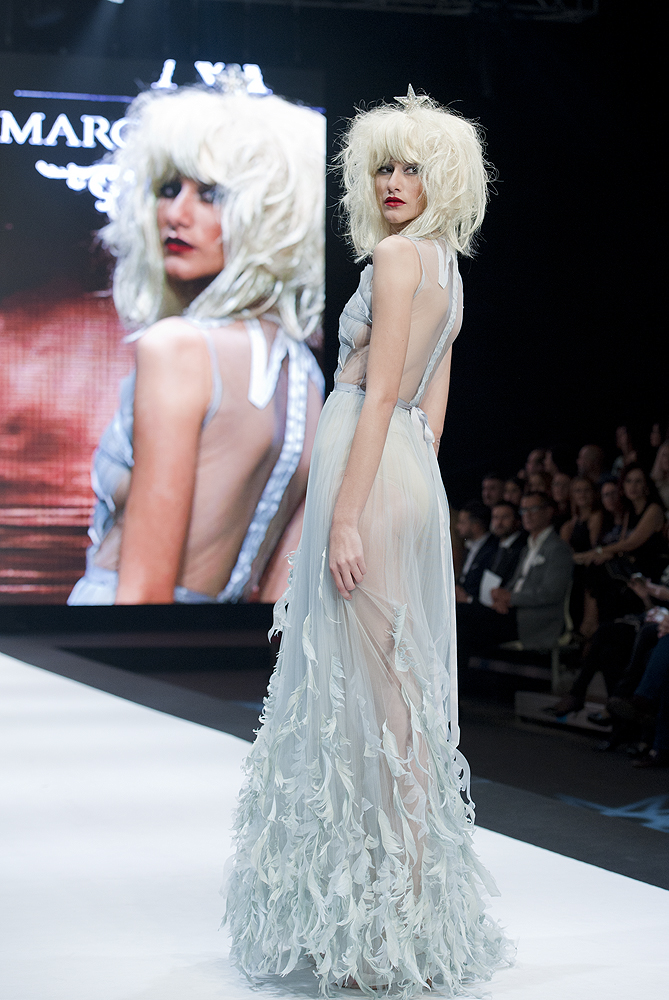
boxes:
[102,87,325,341]
[337,96,490,260]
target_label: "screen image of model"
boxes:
[0,54,325,605]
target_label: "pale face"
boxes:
[375,161,426,232]
[156,176,225,286]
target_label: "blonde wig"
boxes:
[337,96,490,260]
[102,87,325,340]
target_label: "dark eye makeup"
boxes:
[158,178,218,203]
[376,163,420,175]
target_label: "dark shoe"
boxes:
[626,741,652,760]
[544,695,581,717]
[608,695,656,727]
[633,749,669,769]
[587,710,613,727]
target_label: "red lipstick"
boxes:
[164,237,194,253]
[384,197,404,207]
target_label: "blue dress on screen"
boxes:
[67,317,323,605]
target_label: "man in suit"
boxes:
[486,501,526,585]
[455,501,498,604]
[481,472,505,510]
[456,491,573,666]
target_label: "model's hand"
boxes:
[455,584,471,604]
[592,549,613,565]
[573,550,595,566]
[329,521,367,600]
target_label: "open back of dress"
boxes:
[225,237,511,997]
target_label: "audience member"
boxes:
[599,475,624,545]
[611,424,638,477]
[574,464,666,623]
[481,473,505,509]
[629,627,669,768]
[520,448,546,483]
[456,492,573,665]
[560,478,602,551]
[550,471,572,531]
[560,477,602,634]
[576,444,605,485]
[455,501,497,604]
[503,477,524,506]
[486,502,526,588]
[651,439,669,509]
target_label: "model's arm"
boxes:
[115,320,210,603]
[329,236,420,599]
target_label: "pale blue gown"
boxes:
[224,237,512,996]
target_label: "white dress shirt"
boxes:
[513,526,553,594]
[460,532,491,580]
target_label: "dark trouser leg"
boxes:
[456,602,518,671]
[635,635,669,753]
[612,622,659,697]
[569,620,638,707]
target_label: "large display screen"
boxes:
[0,53,325,605]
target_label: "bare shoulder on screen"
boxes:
[136,316,211,363]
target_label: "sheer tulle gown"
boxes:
[224,237,512,997]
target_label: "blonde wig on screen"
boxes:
[337,96,490,260]
[102,87,325,340]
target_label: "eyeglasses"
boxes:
[520,505,547,514]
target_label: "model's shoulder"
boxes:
[372,234,420,264]
[137,316,206,353]
[138,316,248,356]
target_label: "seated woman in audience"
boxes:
[503,476,524,506]
[560,477,602,633]
[551,471,572,531]
[575,463,666,622]
[599,475,624,545]
[651,439,669,510]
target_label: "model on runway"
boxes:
[225,88,513,997]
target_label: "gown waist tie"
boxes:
[333,381,435,444]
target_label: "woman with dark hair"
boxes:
[575,463,666,621]
[560,477,602,633]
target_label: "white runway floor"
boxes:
[1,650,668,1000]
